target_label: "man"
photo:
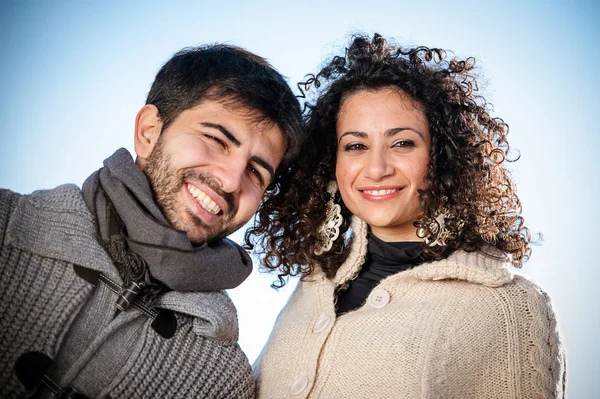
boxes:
[0,44,303,398]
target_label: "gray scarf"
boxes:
[82,148,252,293]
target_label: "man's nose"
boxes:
[214,158,246,194]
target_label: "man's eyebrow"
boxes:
[338,131,368,143]
[385,127,425,140]
[251,156,275,182]
[200,122,241,146]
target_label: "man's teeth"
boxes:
[187,184,221,215]
[363,189,396,196]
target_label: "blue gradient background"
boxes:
[1,1,597,396]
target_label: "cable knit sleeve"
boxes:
[422,276,566,399]
[0,189,20,247]
[460,276,567,398]
[513,276,567,398]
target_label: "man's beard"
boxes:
[143,136,241,244]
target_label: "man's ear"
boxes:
[134,104,163,168]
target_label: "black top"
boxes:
[335,234,425,316]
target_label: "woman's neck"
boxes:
[369,225,423,243]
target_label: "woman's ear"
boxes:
[134,104,163,168]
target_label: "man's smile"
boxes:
[186,183,223,215]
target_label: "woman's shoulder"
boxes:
[506,273,555,301]
[497,273,562,331]
[425,270,566,397]
[488,274,566,396]
[406,248,561,324]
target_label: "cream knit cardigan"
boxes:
[254,217,566,398]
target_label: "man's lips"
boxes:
[358,186,403,202]
[186,182,227,215]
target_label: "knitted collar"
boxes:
[332,216,513,288]
[82,148,252,292]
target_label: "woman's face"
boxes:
[335,88,431,242]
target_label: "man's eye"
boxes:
[206,135,226,148]
[248,165,264,186]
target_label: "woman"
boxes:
[247,34,566,398]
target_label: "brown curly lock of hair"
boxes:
[245,33,533,288]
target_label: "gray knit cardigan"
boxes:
[0,185,255,398]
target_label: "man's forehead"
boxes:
[188,98,278,132]
[220,101,277,131]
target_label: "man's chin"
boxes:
[175,212,245,245]
[186,226,231,246]
[186,230,216,246]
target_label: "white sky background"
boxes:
[0,0,597,396]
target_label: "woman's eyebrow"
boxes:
[338,127,424,143]
[338,131,367,143]
[386,127,424,140]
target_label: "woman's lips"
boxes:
[358,186,402,202]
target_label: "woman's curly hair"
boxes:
[245,33,532,287]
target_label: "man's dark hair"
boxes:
[146,44,304,181]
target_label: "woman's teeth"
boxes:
[362,189,396,195]
[187,184,221,215]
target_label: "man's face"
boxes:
[141,100,285,244]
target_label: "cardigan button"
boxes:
[367,289,390,308]
[290,375,309,395]
[313,315,331,333]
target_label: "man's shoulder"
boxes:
[1,183,86,211]
[4,184,93,238]
[1,184,85,241]
[0,187,24,245]
[2,184,115,272]
[20,183,86,210]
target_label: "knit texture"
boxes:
[0,186,254,398]
[254,216,566,398]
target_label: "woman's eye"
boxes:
[392,139,415,148]
[343,143,367,151]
